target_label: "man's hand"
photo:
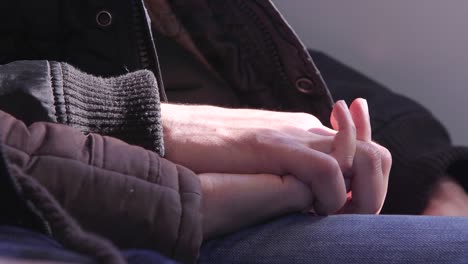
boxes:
[162,102,350,214]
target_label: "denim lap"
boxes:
[199,214,468,264]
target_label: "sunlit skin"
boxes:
[146,0,468,221]
[161,96,466,239]
[162,99,391,238]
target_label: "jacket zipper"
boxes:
[235,0,333,108]
[236,0,295,99]
[131,0,168,101]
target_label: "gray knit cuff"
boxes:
[49,62,164,156]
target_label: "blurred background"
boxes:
[273,0,468,145]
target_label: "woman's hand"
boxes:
[199,172,312,239]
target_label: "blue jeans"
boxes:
[1,214,467,263]
[0,226,177,264]
[199,214,468,264]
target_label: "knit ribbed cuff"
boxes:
[49,62,164,156]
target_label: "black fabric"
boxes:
[0,0,141,77]
[154,31,468,214]
[0,61,57,124]
[0,144,49,235]
[155,32,240,107]
[13,168,126,264]
[168,0,334,124]
[310,50,468,214]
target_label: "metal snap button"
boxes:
[96,10,112,27]
[295,78,316,94]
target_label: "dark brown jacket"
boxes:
[0,56,206,263]
[0,104,202,263]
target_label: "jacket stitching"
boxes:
[145,148,152,182]
[172,162,185,258]
[2,144,200,196]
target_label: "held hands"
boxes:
[332,99,391,214]
[161,99,391,238]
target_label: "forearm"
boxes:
[199,173,312,239]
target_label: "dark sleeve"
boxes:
[0,60,164,155]
[309,50,468,214]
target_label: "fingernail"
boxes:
[332,100,349,130]
[334,100,348,116]
[360,99,369,116]
[337,100,348,109]
[340,100,352,119]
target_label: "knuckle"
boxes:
[321,157,341,177]
[249,129,293,154]
[248,128,278,145]
[239,129,275,157]
[380,147,392,165]
[312,157,347,215]
[360,142,382,166]
[315,157,342,184]
[340,155,354,172]
[379,146,392,178]
[372,143,393,172]
[316,191,347,216]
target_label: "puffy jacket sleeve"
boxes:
[0,110,202,263]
